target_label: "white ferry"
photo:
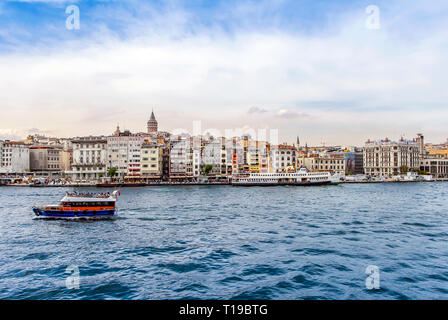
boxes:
[232,168,336,186]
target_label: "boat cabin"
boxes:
[61,201,116,209]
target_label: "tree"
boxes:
[202,164,213,176]
[107,167,117,177]
[417,169,428,175]
[400,165,409,174]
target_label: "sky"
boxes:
[0,0,447,146]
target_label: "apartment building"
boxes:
[270,145,297,173]
[68,137,107,181]
[298,154,346,174]
[0,141,3,170]
[29,146,62,174]
[227,137,246,174]
[169,136,194,180]
[201,138,230,176]
[420,158,448,178]
[0,141,30,173]
[140,143,163,177]
[106,134,145,178]
[363,137,420,177]
[246,141,269,174]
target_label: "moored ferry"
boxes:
[232,168,336,186]
[33,190,120,219]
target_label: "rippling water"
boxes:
[0,183,447,300]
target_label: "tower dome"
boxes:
[147,110,158,133]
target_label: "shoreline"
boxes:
[1,180,446,187]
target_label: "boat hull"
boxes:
[232,181,333,187]
[33,207,116,219]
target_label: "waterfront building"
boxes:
[140,142,163,178]
[247,141,269,173]
[420,158,448,178]
[219,137,232,176]
[227,137,245,174]
[147,110,158,133]
[426,146,448,159]
[298,154,346,174]
[169,135,195,181]
[29,146,62,176]
[363,137,420,177]
[270,145,297,173]
[353,147,365,174]
[67,137,107,181]
[192,144,201,178]
[201,138,220,174]
[0,141,30,174]
[324,148,363,175]
[106,133,145,179]
[59,149,72,172]
[237,136,250,173]
[0,140,4,173]
[0,141,3,170]
[162,143,171,180]
[201,137,230,176]
[247,146,260,173]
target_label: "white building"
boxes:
[67,137,107,181]
[298,154,346,174]
[106,134,145,178]
[192,145,201,178]
[169,135,195,180]
[0,141,30,174]
[201,138,228,176]
[364,137,420,177]
[270,145,297,173]
[420,158,448,178]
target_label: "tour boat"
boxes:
[232,168,337,186]
[32,190,120,219]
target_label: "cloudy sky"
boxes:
[0,0,447,146]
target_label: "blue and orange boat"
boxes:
[33,190,120,219]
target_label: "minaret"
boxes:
[416,133,424,158]
[147,110,158,133]
[114,124,120,137]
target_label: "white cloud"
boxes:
[0,1,447,145]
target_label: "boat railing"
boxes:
[65,192,113,199]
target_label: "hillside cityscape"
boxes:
[1,111,447,185]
